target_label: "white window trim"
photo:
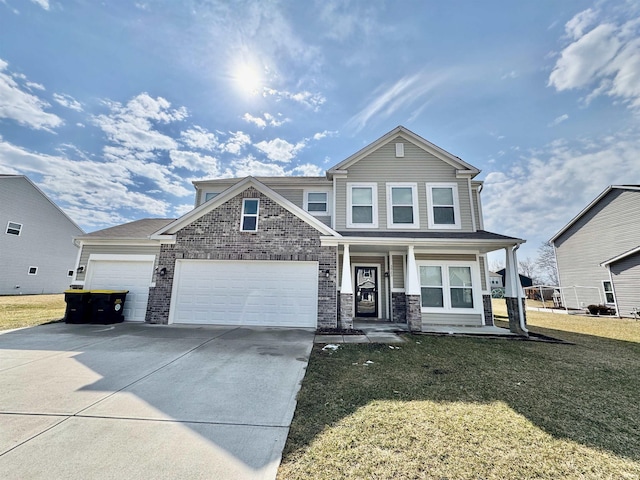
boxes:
[303,188,331,216]
[6,221,22,236]
[347,182,378,228]
[426,183,461,229]
[28,266,38,275]
[417,261,482,314]
[386,183,419,229]
[602,280,616,305]
[240,198,259,232]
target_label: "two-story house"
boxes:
[74,127,527,333]
[1,175,84,295]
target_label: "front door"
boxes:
[355,266,378,317]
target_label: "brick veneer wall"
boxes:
[482,294,494,326]
[392,292,407,323]
[146,187,337,327]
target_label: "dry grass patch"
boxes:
[279,309,640,479]
[0,294,65,330]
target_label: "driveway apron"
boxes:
[0,322,314,480]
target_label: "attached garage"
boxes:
[170,260,318,327]
[85,255,155,322]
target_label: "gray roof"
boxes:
[337,230,523,242]
[79,218,175,239]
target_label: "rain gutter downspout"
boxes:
[513,244,528,334]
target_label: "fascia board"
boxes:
[321,236,524,248]
[600,245,640,266]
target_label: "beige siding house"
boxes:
[75,126,527,333]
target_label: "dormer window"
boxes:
[241,199,259,231]
[426,183,461,229]
[205,192,219,202]
[304,191,329,215]
[6,221,22,236]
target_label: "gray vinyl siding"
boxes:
[0,177,83,295]
[610,252,640,318]
[554,189,640,309]
[273,188,303,207]
[392,254,404,289]
[76,244,161,282]
[472,187,483,229]
[335,137,474,231]
[422,313,483,326]
[479,256,487,290]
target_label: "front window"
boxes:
[305,192,328,215]
[602,280,615,304]
[347,183,378,227]
[419,263,476,310]
[241,198,259,231]
[387,184,419,228]
[420,266,444,307]
[6,221,22,236]
[426,184,461,229]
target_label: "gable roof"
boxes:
[550,185,640,243]
[152,176,341,238]
[600,245,640,267]
[77,218,175,240]
[327,125,480,178]
[0,174,84,234]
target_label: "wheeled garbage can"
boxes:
[88,290,129,324]
[64,290,92,324]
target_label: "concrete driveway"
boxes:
[0,322,314,479]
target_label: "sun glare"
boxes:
[232,62,262,96]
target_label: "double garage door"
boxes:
[170,260,318,327]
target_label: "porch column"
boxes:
[339,244,354,329]
[405,245,422,332]
[504,246,528,336]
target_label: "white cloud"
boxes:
[263,87,326,111]
[225,155,287,177]
[219,130,251,155]
[0,58,63,131]
[53,93,83,112]
[30,0,49,10]
[255,137,305,163]
[548,114,569,127]
[173,203,194,217]
[291,163,323,176]
[549,9,640,108]
[169,150,220,176]
[26,81,45,91]
[180,126,218,151]
[313,130,337,141]
[242,112,288,128]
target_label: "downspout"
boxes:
[513,244,528,334]
[606,264,621,318]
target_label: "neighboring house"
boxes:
[74,126,526,332]
[496,269,533,288]
[550,185,640,317]
[0,175,84,295]
[489,271,503,288]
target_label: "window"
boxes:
[6,221,22,236]
[304,191,329,215]
[426,183,461,229]
[387,183,419,228]
[68,270,74,277]
[204,192,219,202]
[602,280,615,304]
[347,183,378,228]
[395,142,404,157]
[28,266,38,275]
[419,263,478,311]
[241,198,259,231]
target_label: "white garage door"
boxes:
[86,258,154,322]
[171,260,318,327]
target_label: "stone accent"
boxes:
[505,297,528,336]
[406,294,421,332]
[392,292,407,323]
[482,294,494,326]
[145,187,337,327]
[339,293,354,329]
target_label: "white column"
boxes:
[340,244,353,294]
[406,245,420,295]
[504,247,516,297]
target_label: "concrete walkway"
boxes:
[0,322,314,480]
[314,321,408,344]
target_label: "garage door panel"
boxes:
[172,260,318,327]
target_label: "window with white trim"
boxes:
[241,198,259,231]
[602,280,615,304]
[67,270,74,277]
[426,183,461,229]
[419,262,479,312]
[6,221,22,236]
[304,191,329,215]
[347,183,378,228]
[387,183,419,228]
[28,266,38,275]
[204,192,219,202]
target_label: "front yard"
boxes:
[279,301,640,479]
[0,294,65,331]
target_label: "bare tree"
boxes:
[535,242,559,286]
[518,256,539,283]
[489,259,504,272]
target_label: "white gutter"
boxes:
[513,244,528,334]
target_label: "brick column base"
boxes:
[339,293,354,330]
[483,294,494,326]
[392,292,407,323]
[506,297,528,336]
[406,295,421,332]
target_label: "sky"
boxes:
[1,0,639,264]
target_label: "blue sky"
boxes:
[1,0,639,263]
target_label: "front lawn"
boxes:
[0,294,66,331]
[279,303,640,479]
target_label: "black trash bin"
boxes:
[89,290,129,324]
[64,290,92,324]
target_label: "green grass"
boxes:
[279,302,640,479]
[0,294,66,330]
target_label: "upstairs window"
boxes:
[204,192,219,202]
[241,199,259,231]
[6,221,22,236]
[347,183,378,228]
[426,183,461,229]
[387,183,419,228]
[304,191,328,215]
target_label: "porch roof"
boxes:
[337,230,522,241]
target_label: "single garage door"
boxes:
[85,258,154,322]
[171,260,318,327]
